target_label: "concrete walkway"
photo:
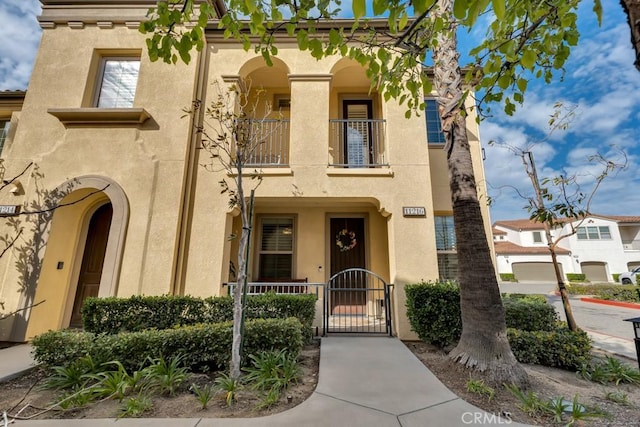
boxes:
[1,337,529,426]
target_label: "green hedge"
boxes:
[507,327,592,370]
[405,282,591,371]
[406,283,559,347]
[405,282,462,347]
[499,273,517,282]
[502,297,558,332]
[566,284,640,302]
[566,273,586,282]
[612,274,620,283]
[32,317,304,372]
[82,293,317,336]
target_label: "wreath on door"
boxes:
[336,229,357,252]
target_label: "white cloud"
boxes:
[0,0,42,90]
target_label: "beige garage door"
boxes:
[581,262,608,282]
[628,262,640,270]
[512,262,561,282]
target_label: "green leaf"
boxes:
[592,0,602,26]
[372,0,387,15]
[412,0,431,14]
[492,0,505,20]
[353,0,366,20]
[297,29,308,50]
[516,78,528,93]
[453,0,468,19]
[521,50,536,70]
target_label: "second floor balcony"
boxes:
[234,119,290,167]
[329,119,387,167]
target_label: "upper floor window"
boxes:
[425,98,446,144]
[434,215,458,281]
[95,58,140,108]
[577,226,611,240]
[258,217,294,281]
[0,120,10,155]
[532,231,542,243]
[435,215,456,250]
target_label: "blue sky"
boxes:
[1,0,638,222]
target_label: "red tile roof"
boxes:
[493,219,545,231]
[494,241,570,255]
[494,214,640,231]
[492,227,507,235]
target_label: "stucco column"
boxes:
[288,74,332,166]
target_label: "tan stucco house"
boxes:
[0,1,492,342]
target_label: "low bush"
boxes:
[33,317,304,372]
[507,327,592,370]
[612,274,620,283]
[405,281,461,348]
[406,283,558,347]
[499,273,517,282]
[502,297,558,332]
[566,284,640,302]
[82,293,317,337]
[566,273,586,283]
[406,282,589,370]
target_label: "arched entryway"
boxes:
[18,176,129,340]
[69,203,113,327]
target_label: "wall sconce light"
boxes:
[2,180,24,196]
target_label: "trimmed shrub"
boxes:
[501,293,547,304]
[507,327,592,370]
[33,317,304,372]
[612,274,620,283]
[502,297,558,332]
[566,273,586,283]
[566,284,640,302]
[82,294,317,336]
[405,281,461,348]
[499,273,517,282]
[404,282,592,371]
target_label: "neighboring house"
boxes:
[493,216,640,283]
[0,1,492,342]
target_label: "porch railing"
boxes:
[329,119,387,167]
[227,281,323,296]
[233,119,290,167]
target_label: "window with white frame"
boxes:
[434,215,458,281]
[95,58,140,108]
[576,226,611,240]
[258,217,294,280]
[532,231,542,243]
[0,120,9,155]
[425,98,446,144]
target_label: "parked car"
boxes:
[619,266,640,285]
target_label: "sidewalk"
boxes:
[1,337,529,426]
[0,344,35,383]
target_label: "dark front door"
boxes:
[330,218,366,311]
[70,203,113,327]
[343,100,373,166]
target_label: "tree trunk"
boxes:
[522,152,578,331]
[620,0,640,71]
[230,161,248,379]
[433,0,528,387]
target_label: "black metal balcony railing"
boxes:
[329,119,387,167]
[233,119,290,167]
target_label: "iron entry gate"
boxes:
[324,268,393,335]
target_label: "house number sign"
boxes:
[0,205,20,216]
[402,206,426,217]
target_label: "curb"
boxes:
[580,297,640,310]
[0,366,36,384]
